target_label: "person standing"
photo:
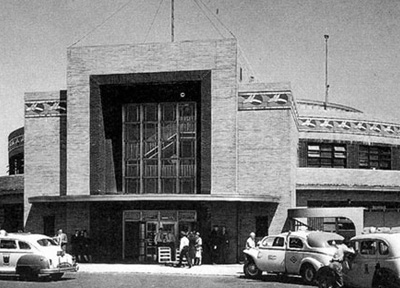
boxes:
[177,231,191,268]
[194,232,203,265]
[71,230,80,261]
[329,240,355,287]
[245,232,256,250]
[220,226,229,263]
[209,226,220,264]
[188,231,196,267]
[54,229,68,252]
[166,229,176,261]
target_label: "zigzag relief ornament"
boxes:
[239,91,292,110]
[25,100,66,117]
[298,117,400,137]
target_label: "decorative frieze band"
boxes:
[25,100,66,118]
[298,117,400,138]
[238,91,293,110]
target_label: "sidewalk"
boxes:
[77,263,243,277]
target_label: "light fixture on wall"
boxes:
[180,92,185,98]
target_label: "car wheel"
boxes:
[316,267,336,288]
[301,264,316,284]
[243,261,262,279]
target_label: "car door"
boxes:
[285,236,305,274]
[345,239,377,288]
[257,236,286,273]
[0,239,18,274]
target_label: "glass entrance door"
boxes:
[145,222,158,261]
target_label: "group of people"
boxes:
[53,228,91,263]
[176,231,203,268]
[70,229,92,263]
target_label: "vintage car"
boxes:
[317,227,400,288]
[243,230,344,284]
[0,230,78,280]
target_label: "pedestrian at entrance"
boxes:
[71,230,81,261]
[154,228,164,245]
[220,226,229,263]
[329,240,355,287]
[209,225,221,264]
[194,232,202,265]
[54,228,68,252]
[188,231,196,266]
[245,232,256,250]
[165,229,176,261]
[81,230,92,263]
[177,231,191,268]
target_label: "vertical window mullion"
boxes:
[194,103,197,194]
[157,104,161,194]
[140,105,144,194]
[122,106,126,193]
[176,104,180,194]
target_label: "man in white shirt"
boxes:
[177,231,191,268]
[245,232,256,249]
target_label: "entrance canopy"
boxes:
[29,193,280,203]
[288,207,365,235]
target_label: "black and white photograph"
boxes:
[0,0,400,287]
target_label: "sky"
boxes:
[1,0,400,175]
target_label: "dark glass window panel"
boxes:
[144,178,158,193]
[125,105,140,122]
[126,161,140,177]
[179,179,195,194]
[144,105,157,121]
[161,122,177,141]
[161,141,176,158]
[143,160,158,177]
[125,124,140,141]
[143,141,158,158]
[179,159,195,176]
[161,160,176,177]
[125,143,140,160]
[162,104,176,121]
[125,178,140,194]
[143,123,157,141]
[161,178,176,194]
[180,140,195,158]
[307,158,320,167]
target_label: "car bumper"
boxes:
[40,263,79,274]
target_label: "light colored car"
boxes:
[317,227,400,288]
[243,230,344,284]
[0,230,78,280]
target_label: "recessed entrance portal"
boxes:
[122,210,196,262]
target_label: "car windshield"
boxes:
[37,238,58,247]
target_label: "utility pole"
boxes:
[171,0,174,42]
[324,34,329,110]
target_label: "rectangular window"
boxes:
[359,145,391,170]
[123,102,197,194]
[307,143,347,168]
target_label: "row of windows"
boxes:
[306,143,392,169]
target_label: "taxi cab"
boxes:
[317,227,400,288]
[0,230,78,280]
[243,230,343,284]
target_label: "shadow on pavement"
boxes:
[239,274,308,286]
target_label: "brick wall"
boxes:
[24,91,66,226]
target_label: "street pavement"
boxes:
[78,263,244,277]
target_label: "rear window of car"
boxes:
[37,238,58,247]
[18,241,31,250]
[289,237,303,249]
[0,239,17,249]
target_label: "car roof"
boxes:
[351,233,400,256]
[2,233,52,242]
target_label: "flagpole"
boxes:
[171,0,174,42]
[324,35,329,110]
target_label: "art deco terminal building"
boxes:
[1,38,400,263]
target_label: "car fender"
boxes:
[16,254,50,273]
[243,248,259,262]
[298,256,324,273]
